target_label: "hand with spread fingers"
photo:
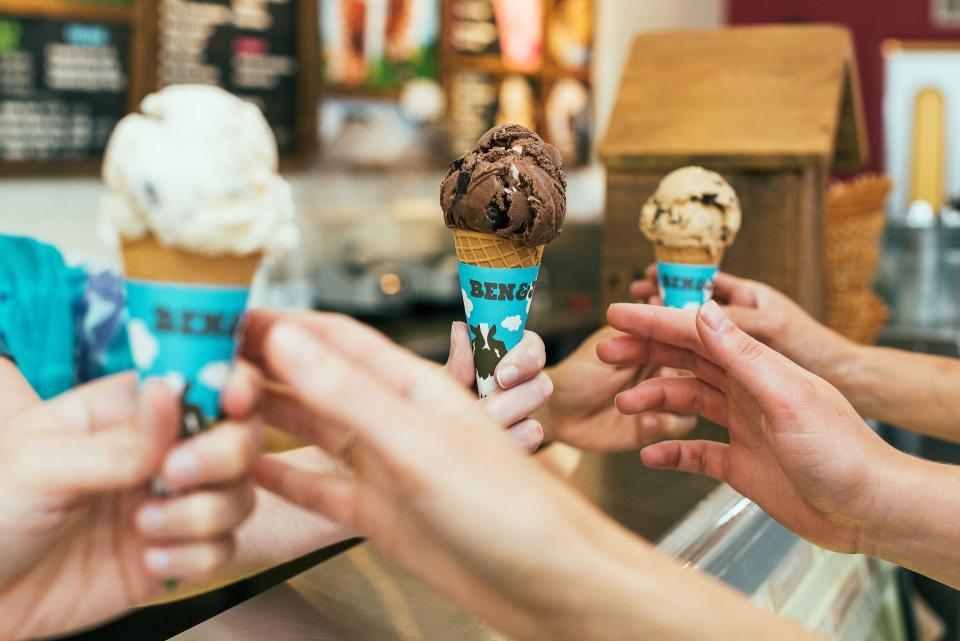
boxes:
[235,311,552,454]
[202,311,553,584]
[0,373,261,641]
[634,267,960,444]
[249,313,822,641]
[534,326,697,452]
[631,266,852,380]
[598,301,960,589]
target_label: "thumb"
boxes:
[443,321,476,389]
[37,379,179,495]
[696,301,793,405]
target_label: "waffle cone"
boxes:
[121,236,261,286]
[655,246,723,266]
[453,229,544,268]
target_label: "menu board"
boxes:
[158,0,307,155]
[0,13,130,162]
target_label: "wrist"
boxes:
[858,448,950,560]
[820,336,869,400]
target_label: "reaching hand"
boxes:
[237,311,551,453]
[537,326,696,452]
[0,374,260,641]
[250,314,637,641]
[631,268,855,380]
[597,301,896,553]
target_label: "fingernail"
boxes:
[448,323,458,359]
[642,415,659,430]
[700,300,728,331]
[166,449,199,484]
[145,549,171,573]
[496,365,520,388]
[138,506,166,534]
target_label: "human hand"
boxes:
[0,374,261,641]
[597,301,897,554]
[536,326,696,452]
[631,267,856,380]
[444,321,551,451]
[237,311,551,453]
[251,314,636,641]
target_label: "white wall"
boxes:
[593,0,727,145]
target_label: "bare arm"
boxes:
[633,272,960,443]
[832,345,960,443]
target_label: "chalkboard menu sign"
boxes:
[0,0,316,174]
[157,0,314,158]
[0,12,131,165]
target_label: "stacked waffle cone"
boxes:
[453,229,544,269]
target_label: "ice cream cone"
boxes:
[122,236,261,286]
[453,229,544,269]
[654,245,723,266]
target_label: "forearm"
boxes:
[860,450,960,588]
[831,345,960,441]
[544,521,820,641]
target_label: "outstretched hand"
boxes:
[236,311,551,453]
[597,301,896,553]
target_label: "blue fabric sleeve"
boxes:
[0,235,80,399]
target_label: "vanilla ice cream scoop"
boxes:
[640,166,741,259]
[100,85,297,258]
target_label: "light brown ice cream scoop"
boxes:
[640,166,741,259]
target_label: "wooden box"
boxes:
[598,25,867,319]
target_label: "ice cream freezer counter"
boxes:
[167,447,907,641]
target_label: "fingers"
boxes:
[159,420,263,492]
[443,322,476,389]
[480,372,553,427]
[616,377,727,426]
[640,440,729,481]
[696,301,799,406]
[495,330,546,389]
[35,378,178,494]
[35,372,139,435]
[264,321,476,455]
[596,334,726,389]
[254,455,356,527]
[637,412,698,442]
[505,418,544,453]
[143,537,236,582]
[136,482,256,542]
[221,360,263,420]
[607,304,705,354]
[712,272,760,307]
[268,314,475,421]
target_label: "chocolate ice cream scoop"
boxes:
[441,124,566,247]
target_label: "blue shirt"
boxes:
[0,235,132,398]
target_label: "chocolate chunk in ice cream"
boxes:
[441,124,567,247]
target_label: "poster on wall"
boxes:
[320,0,440,93]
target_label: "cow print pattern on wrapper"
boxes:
[456,263,540,397]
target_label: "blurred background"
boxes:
[6,1,960,640]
